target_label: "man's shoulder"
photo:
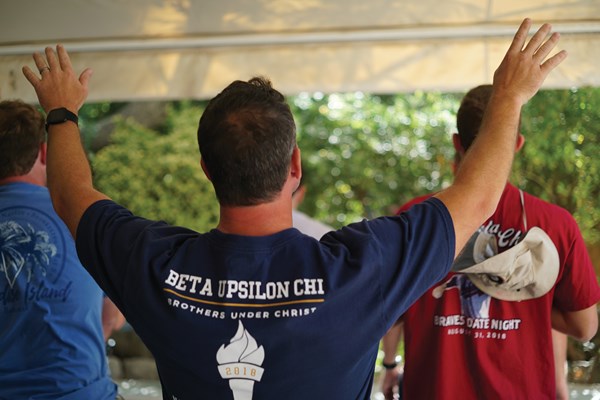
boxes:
[506,188,585,248]
[395,193,436,215]
[520,190,575,222]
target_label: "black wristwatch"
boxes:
[45,107,78,132]
[382,360,398,370]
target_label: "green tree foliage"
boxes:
[84,88,599,244]
[90,102,219,232]
[292,91,459,227]
[515,87,600,244]
[78,101,127,147]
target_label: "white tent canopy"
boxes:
[1,0,599,103]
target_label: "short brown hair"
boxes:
[456,85,493,151]
[197,77,296,206]
[0,100,46,180]
[456,84,522,151]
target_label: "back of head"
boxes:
[0,100,45,180]
[456,84,493,151]
[197,77,296,206]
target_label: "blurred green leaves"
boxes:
[82,88,600,244]
[292,91,458,227]
[89,102,219,232]
[515,87,600,244]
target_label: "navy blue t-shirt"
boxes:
[76,197,454,399]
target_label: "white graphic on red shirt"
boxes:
[432,275,491,318]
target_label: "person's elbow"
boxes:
[570,313,598,342]
[572,320,598,342]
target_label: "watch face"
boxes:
[48,108,68,123]
[46,108,78,128]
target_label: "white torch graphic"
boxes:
[217,321,265,400]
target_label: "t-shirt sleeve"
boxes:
[368,197,455,323]
[552,213,600,312]
[76,200,196,315]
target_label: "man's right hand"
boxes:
[22,44,92,115]
[492,18,567,107]
[436,18,568,258]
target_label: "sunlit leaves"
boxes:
[82,87,599,244]
[292,91,458,226]
[90,105,219,233]
[515,87,600,243]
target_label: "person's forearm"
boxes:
[435,19,566,256]
[382,323,403,364]
[46,121,107,238]
[551,306,598,342]
[102,297,126,341]
[22,45,109,238]
[552,330,569,400]
[380,323,403,400]
[435,92,521,255]
[452,92,521,213]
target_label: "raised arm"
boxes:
[22,45,109,238]
[434,18,567,257]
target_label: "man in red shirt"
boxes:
[380,84,600,400]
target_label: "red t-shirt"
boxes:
[401,184,600,400]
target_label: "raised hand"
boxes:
[493,18,568,106]
[22,45,93,114]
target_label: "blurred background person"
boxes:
[0,100,119,399]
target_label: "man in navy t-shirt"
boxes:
[22,18,566,399]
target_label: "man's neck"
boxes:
[217,199,293,236]
[0,174,44,186]
[0,159,46,187]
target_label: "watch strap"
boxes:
[45,107,79,131]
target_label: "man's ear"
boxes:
[39,142,48,166]
[200,158,212,181]
[451,134,465,175]
[452,134,465,155]
[515,133,525,152]
[290,145,302,184]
